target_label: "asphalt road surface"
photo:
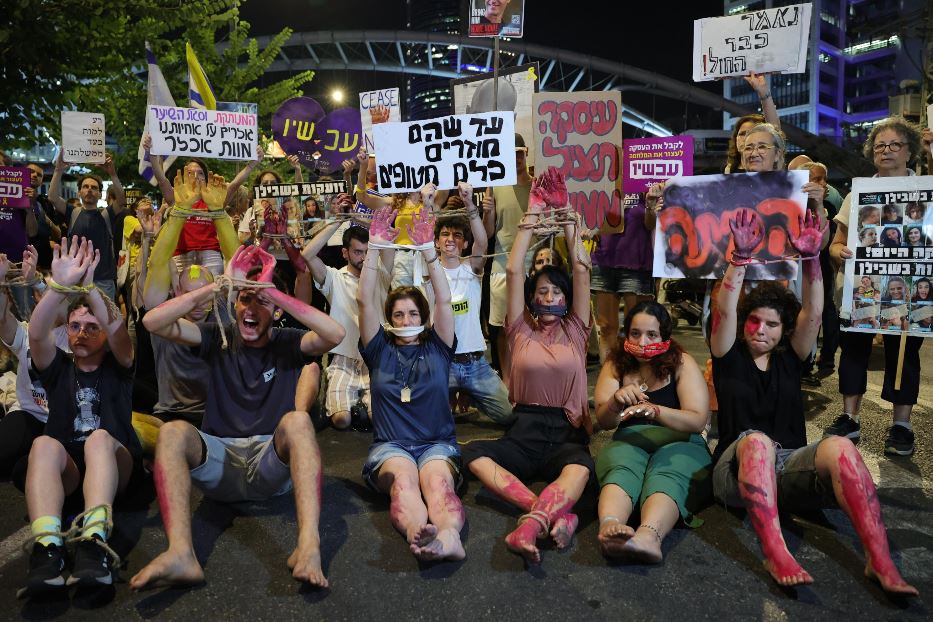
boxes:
[0,324,930,621]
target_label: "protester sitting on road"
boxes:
[356,206,466,562]
[594,301,710,563]
[0,247,69,479]
[710,209,916,595]
[462,168,594,565]
[826,117,926,456]
[131,243,344,590]
[21,237,142,595]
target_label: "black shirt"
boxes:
[711,341,806,464]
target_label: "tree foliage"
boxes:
[1,0,313,182]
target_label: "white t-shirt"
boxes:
[2,322,70,422]
[444,262,486,354]
[316,263,390,359]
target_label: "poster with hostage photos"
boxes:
[840,176,933,337]
[252,181,348,255]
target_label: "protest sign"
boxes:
[124,188,148,209]
[839,176,933,337]
[250,181,348,249]
[622,136,694,194]
[147,105,257,160]
[532,91,624,232]
[693,3,812,81]
[652,170,808,280]
[61,111,106,164]
[360,88,401,153]
[451,63,539,165]
[372,113,516,192]
[467,0,525,38]
[0,166,31,208]
[272,98,362,173]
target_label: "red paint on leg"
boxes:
[738,436,812,586]
[441,481,465,524]
[154,461,172,533]
[837,450,917,595]
[500,476,537,512]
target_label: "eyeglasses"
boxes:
[872,141,905,154]
[66,322,102,337]
[742,142,776,155]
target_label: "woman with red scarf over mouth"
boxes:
[594,301,711,563]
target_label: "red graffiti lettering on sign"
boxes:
[660,198,800,277]
[570,189,624,230]
[541,139,619,183]
[537,99,619,144]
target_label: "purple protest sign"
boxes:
[0,166,31,208]
[312,107,363,172]
[272,96,326,165]
[622,135,694,193]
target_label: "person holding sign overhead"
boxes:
[825,117,926,457]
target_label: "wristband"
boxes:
[47,278,95,294]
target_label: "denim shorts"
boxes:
[362,439,462,491]
[190,431,292,502]
[591,265,654,296]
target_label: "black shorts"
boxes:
[462,405,595,483]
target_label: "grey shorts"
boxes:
[591,265,654,296]
[190,431,293,502]
[712,431,837,512]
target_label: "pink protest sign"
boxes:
[0,166,30,208]
[622,136,694,194]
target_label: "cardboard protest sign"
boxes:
[693,3,812,81]
[839,176,933,337]
[360,88,401,153]
[372,113,516,192]
[147,105,257,160]
[532,91,624,232]
[61,111,106,164]
[0,166,31,208]
[467,0,525,38]
[622,136,694,194]
[652,170,808,280]
[451,63,538,165]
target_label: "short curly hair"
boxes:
[862,116,923,165]
[737,282,800,348]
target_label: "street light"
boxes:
[330,88,344,104]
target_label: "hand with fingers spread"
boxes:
[201,173,228,211]
[21,245,39,284]
[341,159,357,176]
[370,104,390,124]
[226,244,276,283]
[743,72,770,98]
[253,246,277,283]
[173,169,203,210]
[139,207,161,238]
[790,209,827,258]
[369,207,400,245]
[535,166,569,209]
[406,207,436,246]
[51,236,93,287]
[80,241,101,288]
[729,209,763,259]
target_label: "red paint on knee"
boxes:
[154,462,171,533]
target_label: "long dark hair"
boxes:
[912,277,931,302]
[609,301,683,382]
[524,265,573,316]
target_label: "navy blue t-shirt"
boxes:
[196,323,311,437]
[360,326,456,445]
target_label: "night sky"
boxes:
[240,0,726,132]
